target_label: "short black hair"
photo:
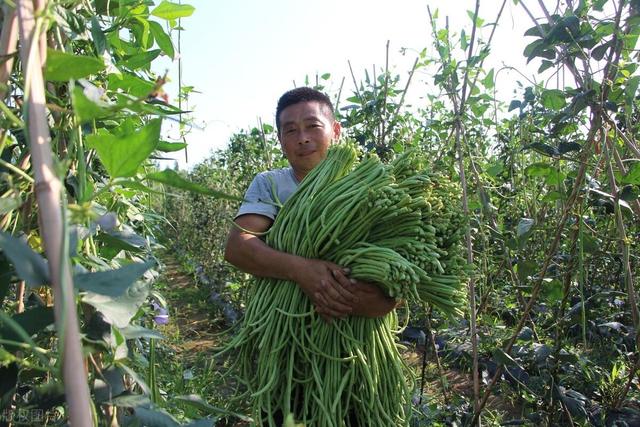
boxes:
[275,87,335,133]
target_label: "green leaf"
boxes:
[86,119,162,178]
[508,100,521,112]
[132,407,180,427]
[481,69,494,89]
[45,49,105,81]
[540,89,566,110]
[90,16,108,55]
[0,232,49,287]
[542,191,563,203]
[74,261,155,298]
[591,41,611,61]
[149,21,174,59]
[525,162,553,177]
[151,1,195,20]
[156,141,187,152]
[620,162,640,185]
[0,196,22,215]
[624,75,640,112]
[544,169,566,186]
[82,281,149,328]
[97,228,148,253]
[119,180,165,195]
[0,306,54,351]
[0,254,12,305]
[321,73,331,80]
[485,162,503,178]
[108,74,155,97]
[72,86,110,123]
[119,49,161,70]
[120,325,165,340]
[541,279,563,303]
[516,218,534,238]
[538,60,555,73]
[146,170,243,201]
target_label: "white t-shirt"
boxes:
[235,167,300,220]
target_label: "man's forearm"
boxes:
[224,229,306,283]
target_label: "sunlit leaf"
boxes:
[525,162,552,177]
[149,21,175,59]
[620,162,640,185]
[156,141,187,152]
[45,49,105,81]
[540,89,566,110]
[146,169,243,201]
[151,1,195,20]
[86,119,161,178]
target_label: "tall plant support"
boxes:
[15,0,93,425]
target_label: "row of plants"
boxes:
[0,0,237,425]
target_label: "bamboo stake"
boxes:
[15,0,93,425]
[0,3,18,99]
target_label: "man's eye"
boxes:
[285,128,296,134]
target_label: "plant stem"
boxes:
[16,0,93,425]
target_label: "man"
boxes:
[225,87,397,320]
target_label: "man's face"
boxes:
[278,101,341,180]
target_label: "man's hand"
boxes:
[292,259,358,322]
[349,280,399,318]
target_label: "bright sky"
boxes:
[156,0,540,169]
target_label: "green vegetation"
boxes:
[1,0,639,426]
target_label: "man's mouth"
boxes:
[298,150,316,157]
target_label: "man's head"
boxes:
[275,87,341,180]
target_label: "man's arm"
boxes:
[224,214,358,320]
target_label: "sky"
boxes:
[155,0,541,169]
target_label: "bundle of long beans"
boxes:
[221,142,467,426]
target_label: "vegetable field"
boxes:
[0,0,639,426]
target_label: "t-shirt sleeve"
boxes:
[235,173,278,220]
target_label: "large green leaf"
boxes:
[108,74,155,97]
[146,169,243,201]
[0,232,49,287]
[73,261,155,298]
[540,89,566,110]
[82,281,149,328]
[86,119,161,178]
[149,21,174,59]
[45,49,105,81]
[151,1,195,20]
